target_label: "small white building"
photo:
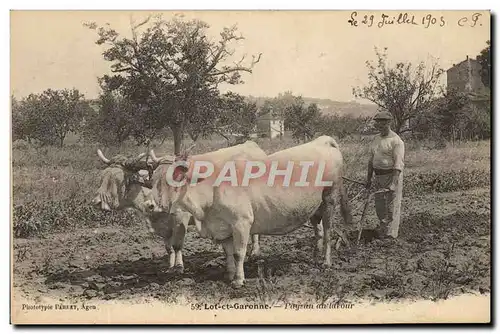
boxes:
[256,113,285,139]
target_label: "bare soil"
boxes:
[13,188,490,306]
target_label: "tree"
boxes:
[13,89,90,147]
[12,94,43,144]
[217,92,258,138]
[284,97,321,142]
[42,89,90,147]
[316,114,370,139]
[353,47,444,133]
[183,91,258,143]
[85,14,261,154]
[413,89,490,141]
[83,85,138,145]
[477,40,490,89]
[259,91,302,130]
[11,96,27,142]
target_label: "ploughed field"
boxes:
[12,137,491,305]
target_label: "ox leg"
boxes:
[310,215,323,264]
[321,187,336,268]
[164,242,176,270]
[231,221,252,288]
[172,223,186,274]
[221,238,236,283]
[248,234,261,260]
[172,246,184,274]
[162,227,177,272]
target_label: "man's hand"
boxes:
[389,169,401,192]
[387,182,396,192]
[366,160,373,190]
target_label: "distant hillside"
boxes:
[246,95,378,118]
[303,97,379,118]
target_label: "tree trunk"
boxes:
[172,123,184,156]
[58,135,64,148]
[394,118,403,134]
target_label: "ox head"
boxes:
[145,143,196,214]
[92,149,151,211]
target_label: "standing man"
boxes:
[366,111,405,239]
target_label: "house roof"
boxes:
[447,57,480,72]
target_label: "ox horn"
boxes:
[97,149,111,164]
[149,149,174,164]
[149,149,160,164]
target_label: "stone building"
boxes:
[446,55,490,113]
[447,55,489,96]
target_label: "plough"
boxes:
[342,177,391,247]
[299,177,391,249]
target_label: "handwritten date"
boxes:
[348,12,482,28]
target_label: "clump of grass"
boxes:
[13,199,144,238]
[404,168,490,195]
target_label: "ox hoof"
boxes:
[225,272,236,282]
[321,262,332,269]
[165,266,183,275]
[231,280,245,289]
[249,250,261,259]
[173,265,184,274]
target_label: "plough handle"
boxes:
[342,176,366,187]
[356,188,391,244]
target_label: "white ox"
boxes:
[147,137,352,287]
[147,142,266,260]
[91,149,199,273]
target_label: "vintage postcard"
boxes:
[10,10,491,324]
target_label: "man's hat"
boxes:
[373,111,393,121]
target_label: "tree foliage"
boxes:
[82,84,139,145]
[12,96,27,142]
[315,114,370,139]
[184,91,258,142]
[259,91,303,130]
[282,97,321,142]
[12,89,90,147]
[353,47,444,133]
[477,40,490,89]
[85,14,261,153]
[413,89,490,141]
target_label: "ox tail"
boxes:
[338,176,352,227]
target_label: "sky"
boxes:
[10,10,491,102]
